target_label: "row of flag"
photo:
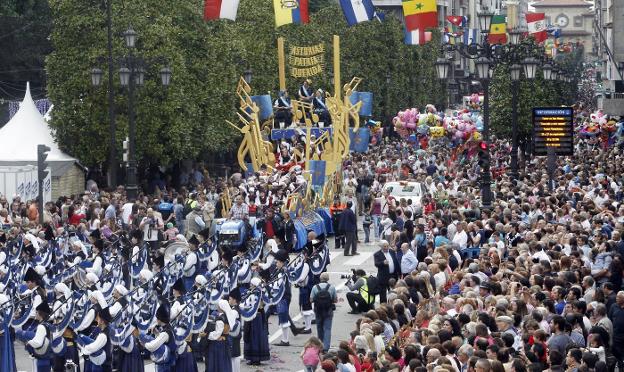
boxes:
[203,1,559,47]
[203,0,438,45]
[443,12,560,46]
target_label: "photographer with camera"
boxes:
[345,269,376,314]
[139,208,164,252]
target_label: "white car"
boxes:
[381,181,427,206]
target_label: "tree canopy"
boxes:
[45,0,445,169]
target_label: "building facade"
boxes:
[531,0,594,58]
[594,0,624,99]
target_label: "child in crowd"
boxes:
[301,336,324,372]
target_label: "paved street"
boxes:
[14,232,380,372]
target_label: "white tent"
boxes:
[0,83,85,199]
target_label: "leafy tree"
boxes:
[46,0,445,172]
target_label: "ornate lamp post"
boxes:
[91,26,171,199]
[436,13,551,207]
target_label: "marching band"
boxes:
[0,211,330,372]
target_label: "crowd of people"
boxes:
[0,105,623,372]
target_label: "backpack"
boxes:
[366,275,380,296]
[313,284,333,315]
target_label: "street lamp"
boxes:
[123,26,137,48]
[477,9,494,33]
[435,57,450,80]
[509,29,523,46]
[91,68,103,87]
[510,64,522,81]
[119,67,131,86]
[91,27,171,200]
[542,63,553,81]
[160,67,172,86]
[522,57,539,80]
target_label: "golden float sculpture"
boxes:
[228,35,364,214]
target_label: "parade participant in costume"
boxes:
[243,277,270,366]
[23,267,46,327]
[79,308,112,372]
[50,283,80,371]
[86,235,104,278]
[274,249,305,346]
[15,301,54,372]
[0,293,16,372]
[282,211,297,253]
[313,89,330,124]
[260,239,279,271]
[170,305,197,372]
[273,90,293,127]
[108,285,144,372]
[183,235,199,292]
[299,79,314,103]
[228,288,243,372]
[139,305,176,372]
[152,255,167,302]
[204,299,234,372]
[296,238,316,334]
[169,279,186,322]
[197,228,217,274]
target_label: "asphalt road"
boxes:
[14,232,380,372]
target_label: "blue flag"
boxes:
[245,163,255,178]
[349,128,370,153]
[340,0,376,26]
[1,324,16,372]
[309,160,326,187]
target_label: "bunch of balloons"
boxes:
[578,109,623,148]
[392,99,485,148]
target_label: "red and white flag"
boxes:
[526,12,547,43]
[204,0,240,21]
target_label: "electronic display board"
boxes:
[532,107,574,156]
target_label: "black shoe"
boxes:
[300,328,312,334]
[344,253,352,256]
[274,341,290,346]
[311,319,316,325]
[348,310,360,314]
[352,252,361,255]
[292,326,305,335]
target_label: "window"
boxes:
[574,16,583,27]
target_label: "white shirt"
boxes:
[452,230,468,249]
[384,251,395,274]
[121,203,133,224]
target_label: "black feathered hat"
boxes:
[156,305,170,323]
[153,255,164,269]
[94,239,104,250]
[24,267,40,283]
[274,249,289,263]
[198,228,211,240]
[35,301,51,315]
[90,229,101,240]
[98,307,113,323]
[188,235,200,247]
[228,287,241,303]
[172,278,186,294]
[221,248,234,263]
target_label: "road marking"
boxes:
[344,251,372,266]
[268,282,347,343]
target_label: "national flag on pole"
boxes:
[204,0,240,21]
[526,12,547,43]
[463,28,478,45]
[446,15,467,27]
[340,0,376,26]
[405,28,432,45]
[488,15,507,44]
[273,0,309,27]
[309,160,326,187]
[444,15,467,44]
[402,0,437,32]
